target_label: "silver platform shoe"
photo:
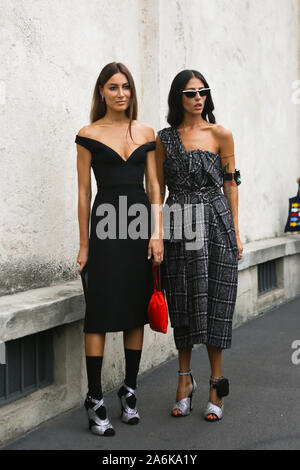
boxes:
[84,395,115,436]
[118,383,140,425]
[172,370,197,417]
[204,376,229,422]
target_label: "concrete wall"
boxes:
[0,0,142,295]
[158,0,300,244]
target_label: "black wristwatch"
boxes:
[223,168,241,185]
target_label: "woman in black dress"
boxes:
[155,70,243,422]
[75,62,164,436]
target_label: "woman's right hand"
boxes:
[77,246,89,274]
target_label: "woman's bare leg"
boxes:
[123,326,144,350]
[173,346,193,416]
[206,345,223,418]
[85,333,106,356]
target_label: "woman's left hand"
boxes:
[236,234,243,260]
[148,233,164,265]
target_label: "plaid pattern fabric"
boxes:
[158,126,238,350]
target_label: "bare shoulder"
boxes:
[211,123,233,143]
[133,120,155,141]
[77,125,93,138]
[77,120,106,138]
[211,124,235,157]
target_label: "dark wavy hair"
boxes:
[89,62,138,139]
[167,70,216,127]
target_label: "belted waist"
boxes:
[164,186,222,244]
[167,185,221,203]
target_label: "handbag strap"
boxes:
[152,263,161,291]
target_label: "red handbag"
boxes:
[147,262,168,334]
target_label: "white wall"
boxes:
[0,0,299,295]
[157,0,300,244]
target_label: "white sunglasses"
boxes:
[181,88,210,98]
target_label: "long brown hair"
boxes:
[90,62,138,140]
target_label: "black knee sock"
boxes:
[85,356,103,400]
[119,349,142,408]
[85,356,106,420]
[124,348,142,389]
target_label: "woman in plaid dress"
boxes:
[155,70,243,421]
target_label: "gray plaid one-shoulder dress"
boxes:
[158,126,238,350]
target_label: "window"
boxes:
[0,329,54,407]
[258,259,277,295]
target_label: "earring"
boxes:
[101,96,105,102]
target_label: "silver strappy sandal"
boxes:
[171,370,197,417]
[118,383,140,425]
[84,395,115,436]
[204,376,229,422]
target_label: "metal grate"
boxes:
[258,259,277,295]
[0,329,54,408]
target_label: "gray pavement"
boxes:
[2,296,300,450]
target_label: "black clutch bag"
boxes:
[80,263,88,302]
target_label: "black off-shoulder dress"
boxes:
[75,135,156,333]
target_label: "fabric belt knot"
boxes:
[168,185,221,204]
[164,186,221,243]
